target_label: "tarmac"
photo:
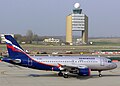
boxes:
[1,62,120,86]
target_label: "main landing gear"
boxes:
[58,71,69,78]
[63,72,69,78]
[58,71,63,76]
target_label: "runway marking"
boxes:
[0,70,7,75]
[109,70,120,75]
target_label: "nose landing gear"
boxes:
[98,71,102,77]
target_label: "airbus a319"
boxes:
[1,35,117,78]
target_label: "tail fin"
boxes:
[4,35,26,58]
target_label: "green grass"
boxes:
[0,44,6,51]
[1,42,120,53]
[92,41,120,46]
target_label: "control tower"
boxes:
[66,3,88,45]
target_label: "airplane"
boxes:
[1,35,117,78]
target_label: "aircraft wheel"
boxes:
[58,72,63,76]
[63,73,68,78]
[99,74,102,77]
[98,71,102,77]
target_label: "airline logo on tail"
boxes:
[4,35,26,57]
[6,38,23,52]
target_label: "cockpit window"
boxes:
[108,60,112,63]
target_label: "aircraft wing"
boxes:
[58,63,90,76]
[58,63,88,71]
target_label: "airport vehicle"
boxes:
[1,35,117,78]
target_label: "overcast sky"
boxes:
[0,0,120,37]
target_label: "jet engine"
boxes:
[78,68,90,76]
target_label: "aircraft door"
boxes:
[100,58,104,66]
[28,58,32,66]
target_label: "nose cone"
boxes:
[110,63,117,69]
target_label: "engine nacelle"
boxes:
[78,68,90,76]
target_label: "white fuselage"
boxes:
[31,56,117,71]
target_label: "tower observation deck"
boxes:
[66,3,88,45]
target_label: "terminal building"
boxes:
[66,3,88,45]
[43,38,60,43]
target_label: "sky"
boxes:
[0,0,120,37]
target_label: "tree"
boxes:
[21,36,27,43]
[26,30,33,44]
[33,34,39,44]
[14,34,22,43]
